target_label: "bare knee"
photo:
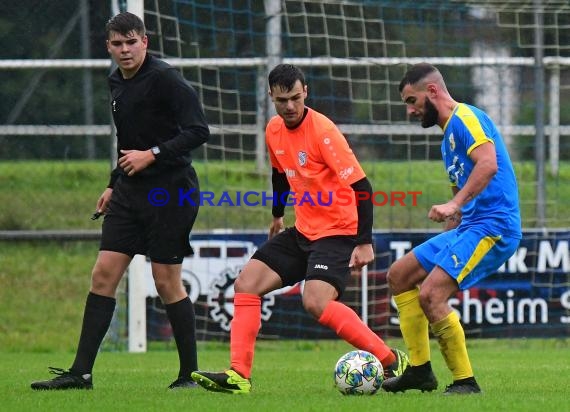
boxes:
[302,294,328,319]
[385,266,399,292]
[386,261,411,294]
[91,266,119,296]
[418,288,434,314]
[387,253,427,295]
[233,259,282,296]
[418,288,449,323]
[233,275,257,294]
[302,280,338,319]
[154,277,184,300]
[153,277,168,297]
[418,270,459,323]
[90,252,131,297]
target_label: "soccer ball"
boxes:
[334,350,384,395]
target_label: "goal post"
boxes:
[127,254,147,353]
[125,0,143,19]
[120,0,146,353]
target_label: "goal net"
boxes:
[105,0,570,350]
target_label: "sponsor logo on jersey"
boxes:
[339,166,355,180]
[284,168,296,178]
[446,155,465,185]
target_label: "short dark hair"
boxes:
[398,63,439,93]
[268,64,306,92]
[105,12,145,39]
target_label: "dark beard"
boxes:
[422,97,439,128]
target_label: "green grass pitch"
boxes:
[2,339,569,412]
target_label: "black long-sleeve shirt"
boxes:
[107,54,209,187]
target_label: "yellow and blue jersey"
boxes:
[442,103,521,239]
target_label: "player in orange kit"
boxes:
[191,63,408,394]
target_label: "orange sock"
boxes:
[318,300,395,367]
[230,293,261,379]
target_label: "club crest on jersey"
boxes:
[298,151,307,166]
[449,133,456,151]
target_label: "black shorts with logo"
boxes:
[100,166,200,264]
[251,227,356,298]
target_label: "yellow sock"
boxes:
[394,287,430,366]
[431,311,473,380]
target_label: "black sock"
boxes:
[70,292,116,375]
[165,297,198,378]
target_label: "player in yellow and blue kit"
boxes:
[382,63,521,395]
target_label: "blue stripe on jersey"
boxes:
[441,103,521,238]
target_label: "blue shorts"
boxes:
[413,226,520,290]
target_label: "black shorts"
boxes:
[251,227,356,298]
[100,166,200,264]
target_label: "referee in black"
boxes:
[31,12,209,390]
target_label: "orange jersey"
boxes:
[266,108,366,240]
